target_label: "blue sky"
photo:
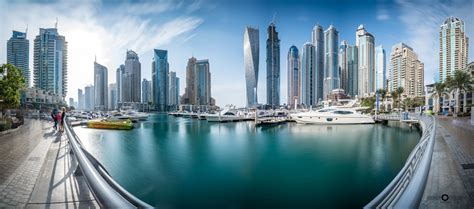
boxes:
[1,0,473,107]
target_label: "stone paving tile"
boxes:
[435,117,474,206]
[0,119,56,208]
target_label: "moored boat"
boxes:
[291,107,374,124]
[87,119,134,130]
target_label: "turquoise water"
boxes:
[75,114,421,208]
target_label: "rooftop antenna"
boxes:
[272,12,277,24]
[55,17,58,28]
[25,24,28,36]
[95,55,97,62]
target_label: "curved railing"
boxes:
[364,115,436,208]
[64,117,153,208]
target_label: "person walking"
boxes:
[56,110,62,132]
[59,107,66,132]
[51,108,58,130]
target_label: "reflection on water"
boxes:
[75,114,420,208]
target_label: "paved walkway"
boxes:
[0,119,98,208]
[420,116,474,208]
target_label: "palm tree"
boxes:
[395,87,404,113]
[432,82,447,114]
[445,70,473,115]
[376,89,387,112]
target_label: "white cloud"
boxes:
[376,8,390,20]
[0,0,203,101]
[396,0,473,84]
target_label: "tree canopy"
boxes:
[0,64,26,111]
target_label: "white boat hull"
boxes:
[293,115,374,124]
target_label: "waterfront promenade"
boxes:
[421,116,474,208]
[0,119,97,208]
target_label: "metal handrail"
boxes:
[364,116,436,208]
[64,117,153,208]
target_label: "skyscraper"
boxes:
[375,45,386,90]
[109,83,117,110]
[142,79,151,103]
[116,64,124,104]
[324,25,339,99]
[77,89,84,110]
[33,27,68,98]
[84,85,94,110]
[287,45,301,107]
[301,42,317,106]
[124,50,141,102]
[346,44,359,97]
[266,23,280,107]
[195,59,211,106]
[356,25,375,97]
[152,49,169,111]
[94,60,108,111]
[182,57,197,104]
[339,41,348,93]
[243,26,259,107]
[168,71,180,109]
[389,43,424,97]
[439,17,469,82]
[312,24,325,102]
[7,30,30,86]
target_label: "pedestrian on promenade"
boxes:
[51,108,58,130]
[59,107,66,132]
[56,110,62,132]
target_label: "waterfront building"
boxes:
[182,57,197,105]
[243,26,259,107]
[21,87,64,107]
[266,23,280,107]
[181,57,213,108]
[7,30,30,86]
[84,85,94,110]
[324,25,339,100]
[142,79,151,103]
[116,64,125,104]
[68,98,74,107]
[389,43,424,97]
[124,50,141,103]
[195,60,211,106]
[94,60,108,111]
[33,27,68,99]
[301,42,318,106]
[312,24,325,102]
[152,49,169,111]
[356,25,375,97]
[439,16,469,82]
[287,45,301,108]
[109,83,117,110]
[375,45,386,90]
[77,89,84,110]
[168,71,180,109]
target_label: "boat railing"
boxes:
[364,115,436,208]
[64,116,153,208]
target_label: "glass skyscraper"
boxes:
[301,42,317,107]
[243,26,259,107]
[375,45,386,90]
[287,45,300,108]
[312,24,324,102]
[266,23,280,107]
[324,25,339,99]
[93,60,108,111]
[439,17,469,82]
[195,60,211,106]
[356,25,375,97]
[116,64,125,104]
[7,30,30,86]
[142,78,151,103]
[152,49,169,111]
[124,50,141,103]
[33,28,68,98]
[168,72,180,109]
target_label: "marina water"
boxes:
[75,113,421,208]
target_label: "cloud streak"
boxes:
[0,0,204,100]
[396,0,473,83]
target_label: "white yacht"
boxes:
[206,110,243,122]
[291,107,374,124]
